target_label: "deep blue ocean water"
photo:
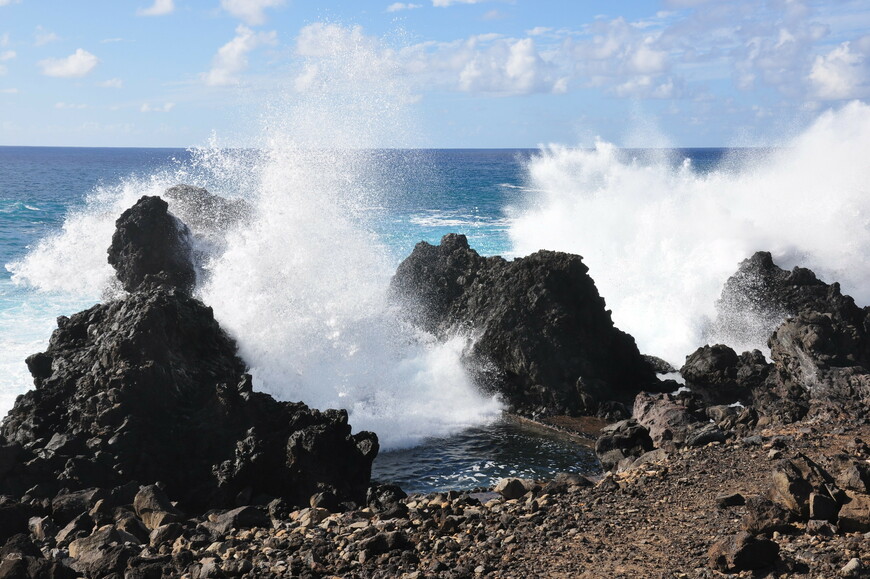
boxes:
[0,145,734,493]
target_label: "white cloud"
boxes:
[34,26,60,46]
[38,49,99,78]
[220,0,286,26]
[0,0,21,6]
[808,41,870,99]
[55,102,88,109]
[137,0,175,17]
[387,2,421,12]
[0,88,18,93]
[0,34,8,47]
[0,50,15,61]
[140,102,175,113]
[432,0,484,6]
[203,25,277,86]
[98,78,124,88]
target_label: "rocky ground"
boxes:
[2,190,869,577]
[3,417,867,578]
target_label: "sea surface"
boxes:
[3,121,870,492]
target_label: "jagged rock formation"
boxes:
[1,195,378,513]
[390,233,661,418]
[107,195,196,294]
[682,253,870,423]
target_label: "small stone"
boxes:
[768,449,783,460]
[494,478,533,500]
[841,557,864,577]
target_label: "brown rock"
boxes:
[708,531,780,572]
[838,491,870,532]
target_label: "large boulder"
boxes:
[108,195,196,294]
[1,196,378,511]
[390,233,660,417]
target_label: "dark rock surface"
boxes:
[683,253,870,424]
[1,195,378,514]
[107,195,196,294]
[390,233,661,418]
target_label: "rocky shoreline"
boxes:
[0,189,868,577]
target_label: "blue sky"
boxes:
[1,0,869,147]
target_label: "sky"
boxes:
[1,0,869,148]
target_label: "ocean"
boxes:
[4,103,870,492]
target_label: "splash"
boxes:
[5,25,501,450]
[509,100,870,366]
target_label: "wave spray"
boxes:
[510,101,870,366]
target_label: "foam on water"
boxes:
[510,100,870,365]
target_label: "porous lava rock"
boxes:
[1,195,378,513]
[390,233,660,418]
[107,195,196,294]
[684,253,870,424]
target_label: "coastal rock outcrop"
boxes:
[683,253,870,424]
[1,195,378,513]
[390,233,661,417]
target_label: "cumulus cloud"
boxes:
[220,0,286,26]
[137,0,175,16]
[203,25,277,86]
[140,102,175,112]
[808,41,870,99]
[387,3,421,12]
[34,26,60,46]
[38,49,99,78]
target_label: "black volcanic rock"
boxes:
[108,195,196,294]
[163,184,251,233]
[1,196,378,512]
[712,251,833,348]
[390,233,660,417]
[688,253,870,423]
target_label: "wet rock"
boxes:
[713,251,831,349]
[108,195,196,294]
[707,531,780,572]
[163,184,251,234]
[390,234,659,417]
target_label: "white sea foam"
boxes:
[4,25,502,450]
[509,100,870,366]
